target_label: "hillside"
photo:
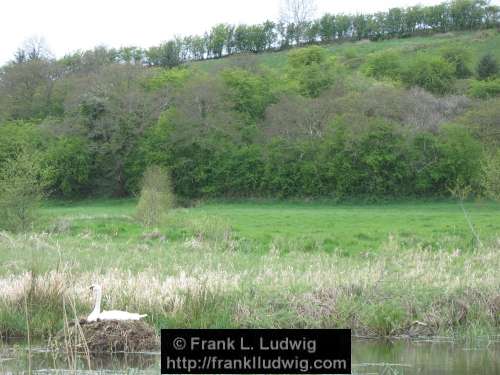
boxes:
[194,29,500,73]
[1,27,500,209]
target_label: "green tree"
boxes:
[0,121,43,168]
[0,59,64,119]
[352,14,368,40]
[287,46,338,97]
[476,53,498,80]
[43,138,92,197]
[435,124,483,192]
[404,6,424,34]
[482,152,500,201]
[221,68,276,120]
[146,40,182,68]
[207,24,230,58]
[449,0,485,30]
[401,55,455,95]
[72,64,161,196]
[423,4,449,33]
[363,50,401,80]
[458,98,500,148]
[318,13,335,42]
[441,46,472,78]
[335,15,351,38]
[0,152,45,232]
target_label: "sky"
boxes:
[0,0,496,65]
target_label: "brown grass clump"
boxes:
[59,320,159,353]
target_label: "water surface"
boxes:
[1,338,498,374]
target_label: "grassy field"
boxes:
[33,198,500,256]
[0,199,499,339]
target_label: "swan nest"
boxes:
[57,319,160,353]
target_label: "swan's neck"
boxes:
[91,289,102,315]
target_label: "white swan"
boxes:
[87,284,147,322]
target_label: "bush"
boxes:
[322,116,410,197]
[457,98,500,148]
[435,124,483,193]
[0,152,45,232]
[363,50,401,80]
[221,68,276,120]
[401,56,455,95]
[287,46,339,98]
[482,152,500,201]
[469,79,500,99]
[476,54,498,81]
[288,46,328,68]
[0,121,43,169]
[43,137,92,197]
[136,166,174,227]
[441,46,472,79]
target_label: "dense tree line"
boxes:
[44,0,499,69]
[0,1,499,201]
[1,45,498,199]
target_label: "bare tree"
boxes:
[279,0,317,25]
[354,85,470,132]
[14,36,53,63]
[263,93,339,140]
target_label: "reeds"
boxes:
[1,232,498,340]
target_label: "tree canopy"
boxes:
[0,0,499,200]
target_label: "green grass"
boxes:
[192,201,500,253]
[36,199,500,254]
[1,198,497,276]
[191,30,500,74]
[1,199,499,339]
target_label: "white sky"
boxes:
[1,0,497,65]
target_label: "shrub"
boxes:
[221,68,276,120]
[406,125,482,196]
[347,119,410,196]
[441,46,472,78]
[288,46,328,68]
[457,98,500,148]
[0,152,45,232]
[323,116,410,197]
[363,50,401,80]
[136,166,174,227]
[469,79,500,99]
[401,55,455,95]
[435,124,483,193]
[287,46,339,98]
[0,121,43,169]
[476,54,498,81]
[43,137,92,197]
[482,152,500,201]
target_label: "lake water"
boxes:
[1,337,499,374]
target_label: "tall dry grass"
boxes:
[1,231,498,339]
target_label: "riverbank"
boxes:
[0,200,499,339]
[1,241,499,339]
